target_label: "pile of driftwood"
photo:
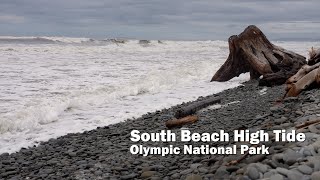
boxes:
[285,48,320,97]
[165,25,320,128]
[211,25,320,97]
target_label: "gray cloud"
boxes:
[0,0,320,40]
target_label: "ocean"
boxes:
[0,36,317,153]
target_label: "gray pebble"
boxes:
[171,173,180,179]
[275,117,288,124]
[141,171,157,178]
[190,163,202,170]
[94,170,103,176]
[264,170,278,178]
[198,167,208,173]
[311,171,320,180]
[185,174,202,180]
[270,174,284,180]
[226,166,239,173]
[180,169,193,175]
[297,165,313,175]
[253,163,268,173]
[214,166,229,177]
[120,173,138,180]
[283,149,303,165]
[276,167,290,176]
[287,171,303,180]
[308,156,320,171]
[245,166,259,180]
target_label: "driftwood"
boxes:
[285,48,320,97]
[165,115,198,129]
[308,47,320,65]
[295,118,320,129]
[174,96,221,118]
[211,25,306,86]
[285,65,320,97]
[226,144,259,166]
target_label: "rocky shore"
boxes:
[1,80,320,180]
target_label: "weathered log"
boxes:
[174,96,221,118]
[286,68,319,97]
[165,115,198,129]
[308,47,320,65]
[211,25,306,86]
[295,118,320,129]
[286,63,320,85]
[285,47,320,97]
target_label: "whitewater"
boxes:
[0,36,318,154]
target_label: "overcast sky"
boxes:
[1,0,320,40]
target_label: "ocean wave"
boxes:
[0,37,58,44]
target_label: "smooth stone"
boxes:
[150,165,165,171]
[276,167,290,176]
[141,167,152,172]
[214,166,229,177]
[253,163,268,173]
[287,171,303,180]
[94,171,103,176]
[295,110,304,115]
[264,170,278,178]
[270,174,284,180]
[303,149,314,156]
[185,174,202,180]
[141,171,157,178]
[180,169,193,175]
[245,167,259,180]
[281,122,292,128]
[0,171,18,178]
[275,117,288,125]
[171,173,180,179]
[190,163,202,170]
[311,171,320,180]
[121,173,138,180]
[226,166,239,173]
[150,177,161,180]
[297,165,313,175]
[246,154,266,163]
[68,152,77,157]
[270,106,283,113]
[198,167,208,173]
[39,168,54,174]
[308,156,320,171]
[204,174,215,178]
[236,168,245,175]
[267,161,278,169]
[283,149,303,165]
[309,125,320,133]
[272,153,284,164]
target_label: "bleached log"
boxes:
[286,68,318,97]
[286,63,320,84]
[285,48,320,97]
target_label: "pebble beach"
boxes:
[1,80,320,179]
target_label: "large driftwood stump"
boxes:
[211,25,306,86]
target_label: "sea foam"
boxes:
[0,38,317,153]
